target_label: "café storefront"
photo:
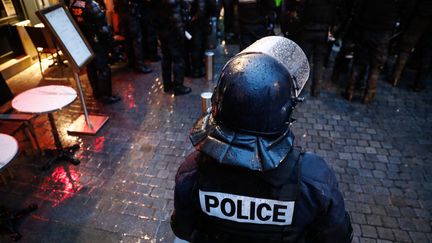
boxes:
[0,0,61,79]
[0,0,26,65]
[0,0,117,79]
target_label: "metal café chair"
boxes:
[0,75,41,157]
[24,25,64,76]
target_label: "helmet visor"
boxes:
[240,36,310,97]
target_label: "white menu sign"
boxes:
[43,6,92,68]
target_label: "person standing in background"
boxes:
[342,0,411,104]
[115,0,153,74]
[221,0,237,42]
[281,0,343,97]
[388,0,432,91]
[237,0,276,50]
[141,0,161,62]
[153,0,192,95]
[184,0,218,78]
[70,0,121,104]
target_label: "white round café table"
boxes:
[11,85,80,169]
[12,85,77,114]
[0,133,18,171]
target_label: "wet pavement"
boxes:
[1,41,431,243]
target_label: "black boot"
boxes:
[135,65,152,74]
[101,95,121,104]
[174,85,191,95]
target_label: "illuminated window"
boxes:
[0,0,17,18]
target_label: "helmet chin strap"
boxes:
[292,96,305,108]
[286,96,304,127]
[289,96,304,118]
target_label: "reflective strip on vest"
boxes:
[199,190,295,225]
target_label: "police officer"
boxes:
[184,0,217,78]
[237,0,276,51]
[342,0,409,104]
[70,0,121,104]
[388,0,432,91]
[221,0,237,42]
[153,0,192,95]
[141,0,161,62]
[410,25,432,91]
[330,0,357,84]
[282,0,343,97]
[207,0,222,49]
[116,0,152,73]
[171,36,353,242]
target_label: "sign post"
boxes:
[36,4,109,135]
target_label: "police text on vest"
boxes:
[199,190,295,225]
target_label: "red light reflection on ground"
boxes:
[94,136,105,153]
[39,165,82,207]
[127,83,136,109]
[31,214,50,222]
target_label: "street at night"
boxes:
[1,42,431,243]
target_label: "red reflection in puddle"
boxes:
[94,136,105,152]
[39,165,82,207]
[32,214,50,222]
[127,83,136,109]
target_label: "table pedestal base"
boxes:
[42,144,80,170]
[67,114,109,135]
[0,204,37,241]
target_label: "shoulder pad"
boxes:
[300,152,337,186]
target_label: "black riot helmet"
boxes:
[190,37,309,170]
[211,36,310,136]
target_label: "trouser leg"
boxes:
[172,50,185,86]
[363,65,381,104]
[389,51,410,86]
[311,41,327,97]
[160,35,173,88]
[100,66,112,97]
[363,30,390,104]
[311,57,324,97]
[223,0,235,34]
[161,53,172,88]
[343,63,366,101]
[86,62,100,98]
[190,28,205,77]
[331,44,353,83]
[414,56,431,91]
[184,30,192,76]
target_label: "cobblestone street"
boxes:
[0,42,431,243]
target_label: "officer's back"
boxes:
[171,36,353,243]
